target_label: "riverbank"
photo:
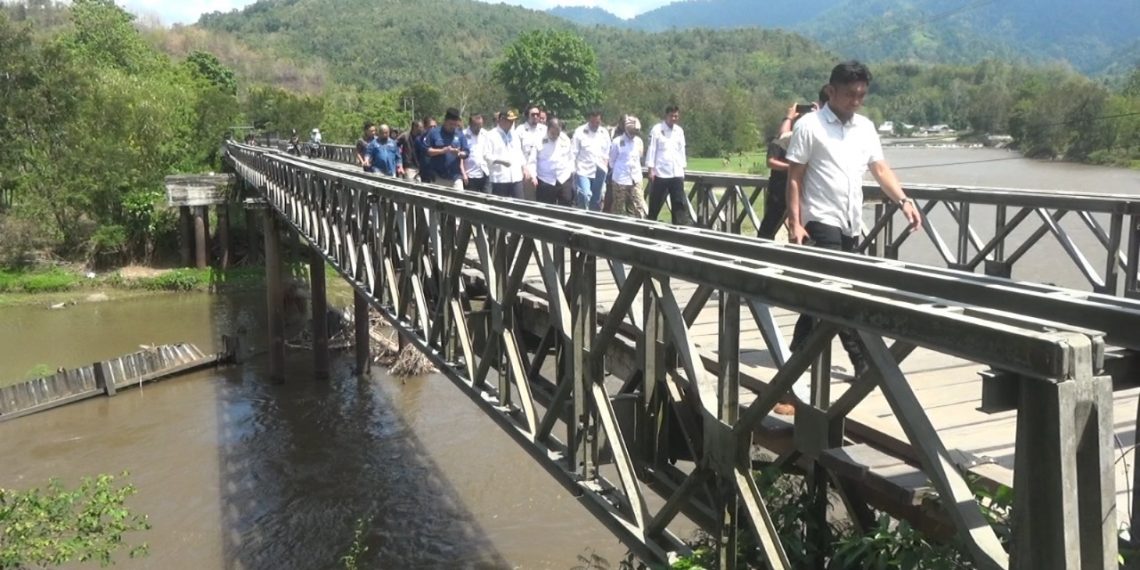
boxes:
[0,265,268,307]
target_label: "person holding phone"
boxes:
[785,61,922,385]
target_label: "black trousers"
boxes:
[647,176,690,225]
[466,176,489,193]
[790,221,866,367]
[491,181,524,199]
[757,182,787,239]
[536,178,574,206]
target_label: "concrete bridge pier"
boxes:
[263,209,285,384]
[310,247,329,380]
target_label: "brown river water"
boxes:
[0,148,1136,568]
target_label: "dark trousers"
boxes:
[491,181,524,199]
[466,176,489,193]
[757,182,787,239]
[537,178,574,206]
[790,222,866,368]
[647,176,690,225]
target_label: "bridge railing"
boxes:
[228,142,1117,569]
[684,171,1140,297]
[318,142,1140,297]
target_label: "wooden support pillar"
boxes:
[311,247,329,381]
[179,206,193,268]
[1012,376,1116,570]
[217,204,231,270]
[264,211,285,384]
[194,206,208,269]
[354,290,370,376]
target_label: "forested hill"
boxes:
[196,0,834,96]
[548,0,1140,75]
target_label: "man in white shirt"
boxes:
[515,105,547,199]
[608,117,647,218]
[572,109,611,210]
[484,109,528,199]
[645,105,690,225]
[529,117,575,206]
[463,113,490,193]
[785,60,922,380]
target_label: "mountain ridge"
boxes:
[546,0,1139,74]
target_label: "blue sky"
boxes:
[122,0,668,25]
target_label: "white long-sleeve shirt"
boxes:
[609,134,644,186]
[529,132,575,185]
[483,126,526,184]
[571,123,611,177]
[645,122,686,179]
[463,127,489,179]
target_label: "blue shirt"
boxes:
[425,126,470,181]
[366,138,402,176]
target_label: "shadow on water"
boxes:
[212,292,510,569]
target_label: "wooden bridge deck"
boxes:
[508,257,1139,507]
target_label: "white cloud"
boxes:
[120,0,260,25]
[118,0,669,26]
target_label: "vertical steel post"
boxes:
[310,247,329,380]
[263,210,285,384]
[354,290,370,376]
[217,204,231,270]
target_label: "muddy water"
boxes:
[0,293,625,569]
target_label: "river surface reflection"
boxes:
[0,292,625,569]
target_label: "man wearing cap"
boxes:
[463,114,490,193]
[645,105,690,225]
[425,108,470,190]
[529,117,575,206]
[484,110,528,199]
[608,117,647,218]
[572,109,611,210]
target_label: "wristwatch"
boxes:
[896,197,913,207]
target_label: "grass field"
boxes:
[688,151,769,175]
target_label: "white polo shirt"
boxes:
[645,121,686,179]
[609,135,644,186]
[462,127,489,179]
[572,123,611,177]
[529,132,575,185]
[483,126,526,184]
[785,104,884,237]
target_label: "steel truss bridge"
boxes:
[226,141,1140,570]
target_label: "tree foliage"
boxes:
[0,3,239,265]
[0,474,150,568]
[493,29,601,117]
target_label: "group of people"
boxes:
[353,104,695,224]
[345,60,924,402]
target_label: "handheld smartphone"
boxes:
[795,103,815,115]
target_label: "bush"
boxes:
[0,269,80,293]
[134,269,208,291]
[0,473,150,569]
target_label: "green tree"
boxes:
[183,50,237,95]
[493,29,601,116]
[0,474,150,568]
